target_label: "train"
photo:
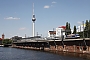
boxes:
[65,34,80,39]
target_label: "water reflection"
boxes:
[47,50,90,60]
[0,47,89,60]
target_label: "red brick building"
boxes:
[0,34,5,44]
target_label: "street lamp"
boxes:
[82,21,84,39]
[53,28,56,48]
[25,34,26,42]
[82,21,87,50]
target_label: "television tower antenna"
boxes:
[32,3,36,37]
[32,3,35,18]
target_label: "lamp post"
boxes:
[25,34,26,42]
[82,21,87,50]
[61,29,64,48]
[53,28,56,48]
[82,21,84,39]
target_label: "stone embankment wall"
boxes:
[12,44,90,54]
[50,45,90,54]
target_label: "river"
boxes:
[0,47,89,60]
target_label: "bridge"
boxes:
[12,38,90,50]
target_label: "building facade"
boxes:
[48,31,56,37]
[48,26,66,37]
[11,36,22,42]
[0,34,5,44]
[56,26,66,37]
[77,24,86,32]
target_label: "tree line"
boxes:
[2,39,12,45]
[65,20,90,38]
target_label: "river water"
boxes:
[0,47,89,60]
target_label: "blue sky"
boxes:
[0,0,90,38]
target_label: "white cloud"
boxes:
[52,1,57,4]
[19,27,26,30]
[4,17,20,20]
[44,1,57,9]
[51,5,55,7]
[77,21,82,24]
[44,5,50,8]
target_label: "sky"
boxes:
[0,0,90,38]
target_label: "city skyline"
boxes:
[0,0,90,38]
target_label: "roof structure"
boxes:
[58,26,66,29]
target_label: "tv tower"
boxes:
[32,3,36,37]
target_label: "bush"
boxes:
[2,39,12,45]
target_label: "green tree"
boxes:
[2,39,12,45]
[88,20,90,37]
[68,23,71,34]
[89,20,90,23]
[68,23,70,29]
[84,20,89,31]
[88,20,90,30]
[84,20,89,38]
[65,22,71,35]
[66,22,69,29]
[78,20,90,38]
[78,32,83,38]
[73,25,76,34]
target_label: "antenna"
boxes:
[33,3,34,15]
[25,34,26,38]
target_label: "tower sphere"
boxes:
[32,18,36,21]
